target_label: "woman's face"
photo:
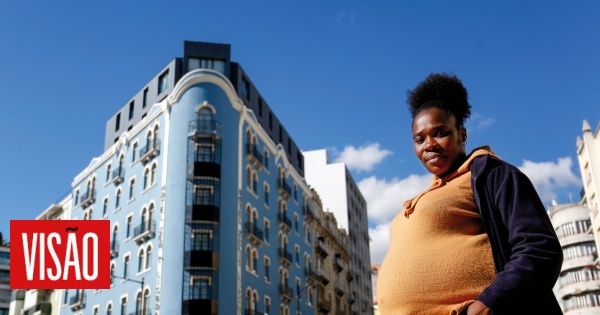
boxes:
[412,108,466,177]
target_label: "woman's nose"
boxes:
[423,136,438,150]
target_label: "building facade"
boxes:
[0,240,9,315]
[550,201,600,314]
[577,120,600,257]
[303,150,373,315]
[307,190,351,315]
[10,41,362,315]
[8,195,72,315]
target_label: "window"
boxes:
[103,198,109,217]
[294,214,299,232]
[126,216,132,237]
[106,164,112,182]
[123,255,130,278]
[129,101,134,120]
[195,186,212,205]
[151,164,157,186]
[188,58,225,73]
[75,190,80,205]
[258,98,263,117]
[196,143,213,162]
[264,184,270,206]
[241,77,250,99]
[142,88,148,108]
[144,169,150,190]
[264,257,270,281]
[279,126,283,143]
[293,185,298,201]
[158,70,168,95]
[264,220,270,243]
[268,112,273,130]
[193,231,211,251]
[115,189,121,209]
[94,307,99,315]
[129,179,135,200]
[120,297,127,315]
[295,245,300,264]
[191,276,210,300]
[138,249,145,272]
[146,246,152,269]
[264,150,269,170]
[115,113,121,132]
[110,264,115,285]
[252,172,258,194]
[132,143,138,162]
[107,303,112,315]
[63,290,69,304]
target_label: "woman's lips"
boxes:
[426,154,445,164]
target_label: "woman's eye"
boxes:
[436,131,448,137]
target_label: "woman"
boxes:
[376,73,563,315]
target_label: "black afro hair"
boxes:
[406,72,472,127]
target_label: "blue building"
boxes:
[59,41,322,315]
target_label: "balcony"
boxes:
[278,179,292,200]
[279,284,294,302]
[315,238,329,258]
[244,309,264,315]
[278,213,292,232]
[128,308,152,315]
[334,280,346,297]
[80,189,95,209]
[316,267,330,285]
[132,220,156,244]
[110,240,119,258]
[188,119,222,138]
[318,296,332,313]
[333,255,344,272]
[112,167,125,185]
[24,301,52,315]
[140,138,160,164]
[69,291,86,311]
[245,222,264,246]
[279,248,293,267]
[246,144,263,169]
[304,266,317,282]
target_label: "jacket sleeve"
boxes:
[476,160,563,314]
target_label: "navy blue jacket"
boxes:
[471,155,563,315]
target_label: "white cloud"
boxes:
[369,222,391,265]
[467,112,495,130]
[334,143,392,173]
[518,157,581,204]
[359,173,431,225]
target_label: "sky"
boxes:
[1,1,599,265]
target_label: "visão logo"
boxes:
[10,220,110,289]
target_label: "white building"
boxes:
[8,196,71,315]
[550,201,600,314]
[576,120,600,257]
[303,149,373,315]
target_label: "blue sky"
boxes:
[1,1,599,264]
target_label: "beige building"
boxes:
[305,189,351,315]
[8,196,71,315]
[304,149,373,315]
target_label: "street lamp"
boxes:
[297,283,316,315]
[111,275,146,314]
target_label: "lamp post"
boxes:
[111,275,145,314]
[297,283,315,315]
